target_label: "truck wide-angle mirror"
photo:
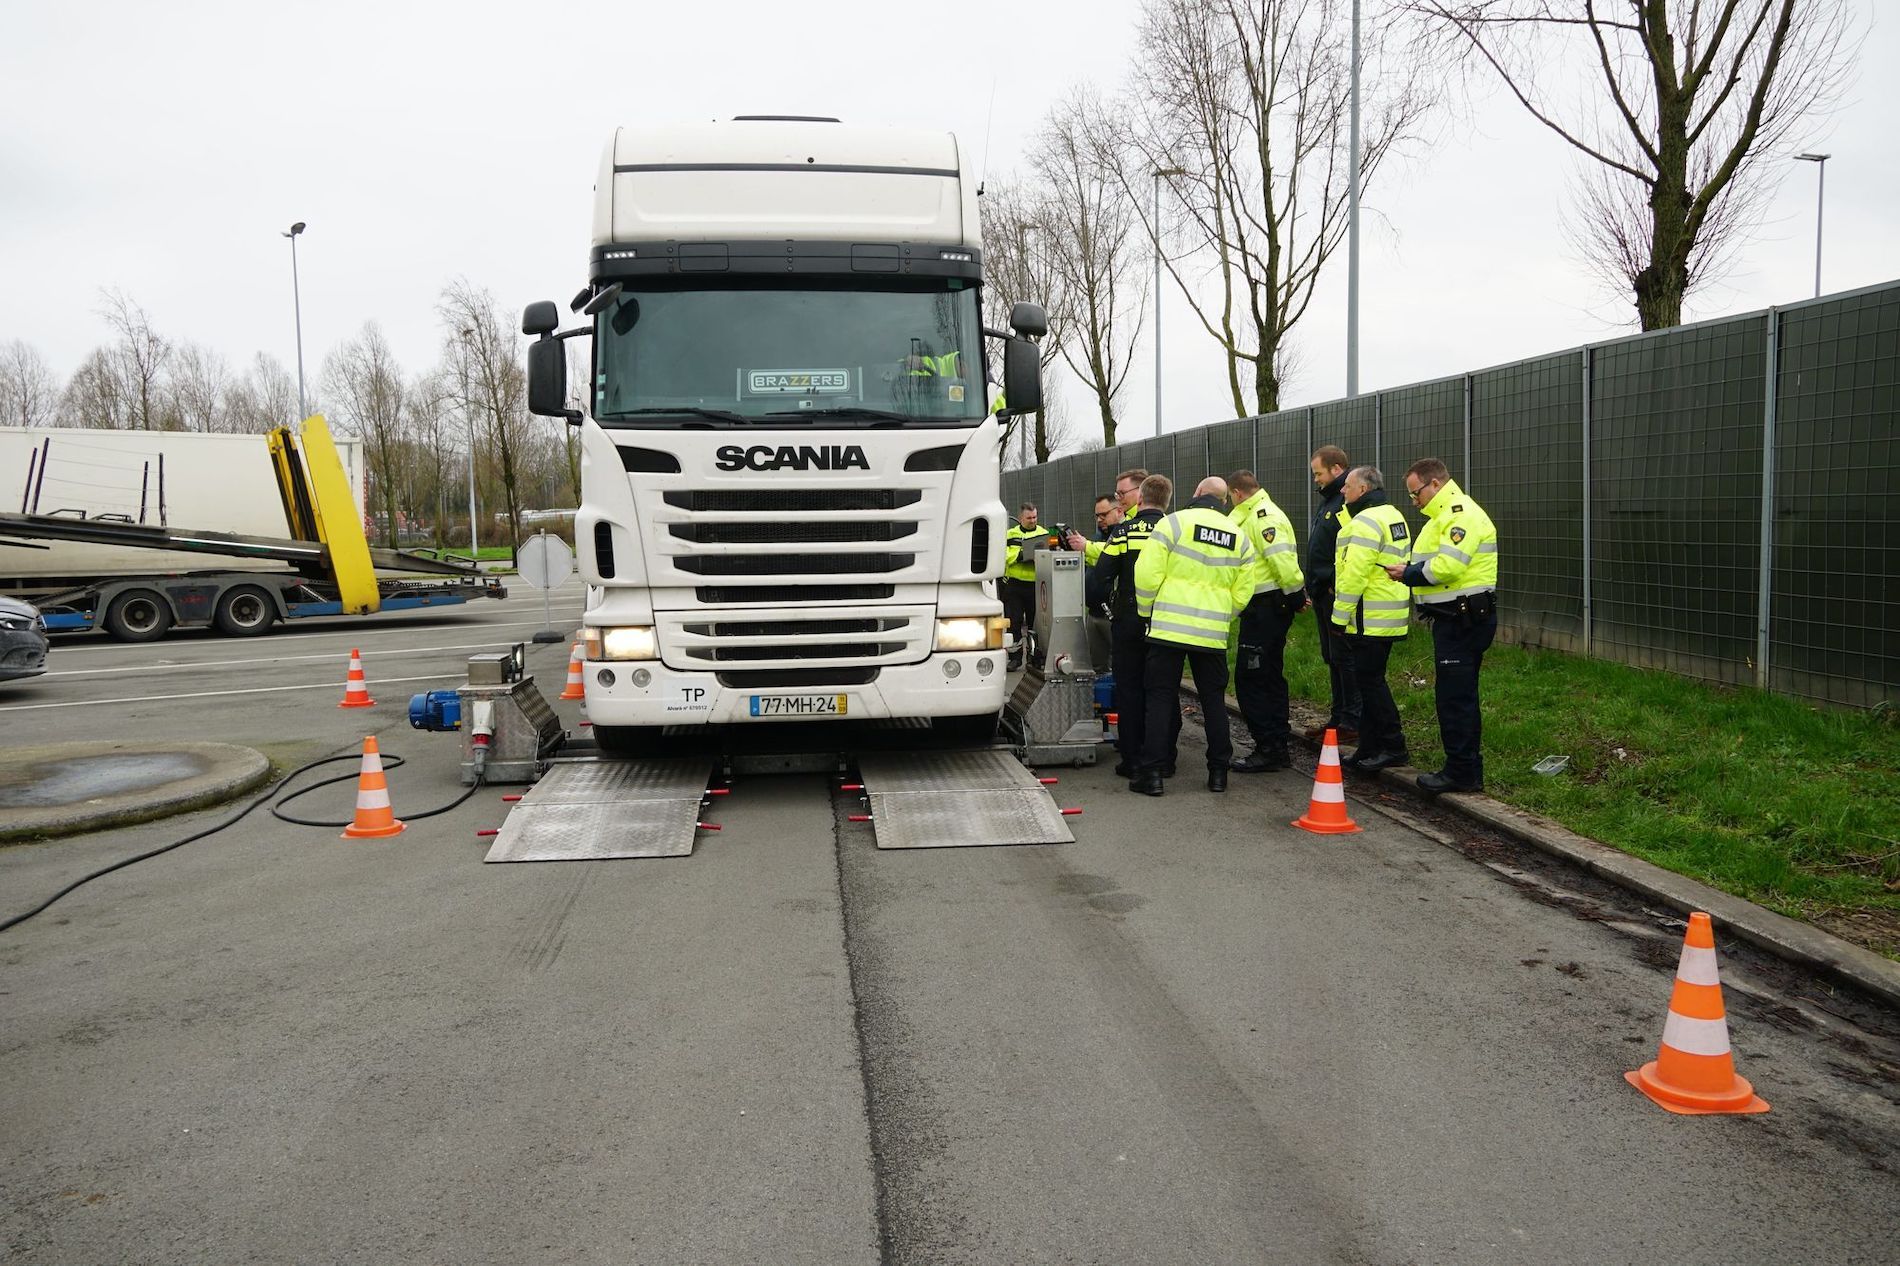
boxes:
[1001,337,1042,418]
[522,301,560,336]
[1009,302,1048,339]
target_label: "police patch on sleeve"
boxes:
[1390,521,1409,541]
[1263,525,1276,543]
[1193,524,1238,551]
[1450,526,1466,545]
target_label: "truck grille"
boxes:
[674,552,915,576]
[664,489,921,513]
[668,521,916,544]
[694,584,893,604]
[660,606,932,672]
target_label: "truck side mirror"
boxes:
[1009,302,1048,339]
[522,301,560,336]
[1000,337,1042,418]
[527,338,578,422]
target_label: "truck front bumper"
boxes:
[579,652,1008,727]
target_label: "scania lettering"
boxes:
[714,444,872,473]
[523,118,1045,754]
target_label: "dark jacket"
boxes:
[1104,507,1166,624]
[1084,522,1115,610]
[1306,471,1349,591]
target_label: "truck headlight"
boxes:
[935,617,1008,652]
[584,625,657,661]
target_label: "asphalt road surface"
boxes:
[3,590,1895,1264]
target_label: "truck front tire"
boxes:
[214,585,277,636]
[103,589,174,642]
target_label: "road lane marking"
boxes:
[45,612,588,654]
[43,640,564,679]
[0,673,472,713]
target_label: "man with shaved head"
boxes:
[1129,475,1256,796]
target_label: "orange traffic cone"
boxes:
[341,735,406,839]
[1625,912,1769,1114]
[560,642,587,701]
[1292,728,1361,834]
[337,648,375,708]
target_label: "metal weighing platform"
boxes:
[852,748,1074,850]
[482,757,716,863]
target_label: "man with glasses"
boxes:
[1083,494,1121,614]
[1305,446,1360,743]
[1385,458,1499,794]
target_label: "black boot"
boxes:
[1129,769,1165,796]
[1231,749,1289,773]
[1206,767,1228,793]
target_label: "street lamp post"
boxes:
[1152,167,1184,435]
[1794,153,1829,298]
[1347,0,1361,397]
[282,221,308,419]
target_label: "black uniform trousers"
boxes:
[1310,587,1362,731]
[1428,609,1497,785]
[1140,640,1232,773]
[1001,578,1034,656]
[1234,594,1296,755]
[1342,633,1406,760]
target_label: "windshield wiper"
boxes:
[610,407,751,424]
[761,407,914,423]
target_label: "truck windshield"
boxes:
[593,279,986,425]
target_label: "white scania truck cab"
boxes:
[523,117,1046,755]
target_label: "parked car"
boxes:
[0,596,50,680]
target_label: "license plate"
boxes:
[749,693,848,717]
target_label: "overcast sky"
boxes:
[2,0,1893,446]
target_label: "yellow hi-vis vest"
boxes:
[1332,501,1413,637]
[1134,502,1256,650]
[1228,488,1304,599]
[1409,479,1498,609]
[1004,520,1049,583]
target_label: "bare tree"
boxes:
[0,340,61,428]
[1408,0,1856,329]
[438,279,535,556]
[1115,0,1428,417]
[98,290,171,430]
[324,323,408,548]
[165,342,229,432]
[1033,89,1150,448]
[980,179,1069,464]
[404,369,459,548]
[59,347,135,429]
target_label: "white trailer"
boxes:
[1,426,366,591]
[520,117,1047,755]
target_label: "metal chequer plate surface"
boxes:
[483,758,713,863]
[857,750,1073,850]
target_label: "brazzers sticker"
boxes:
[746,369,851,395]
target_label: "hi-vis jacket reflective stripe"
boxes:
[1135,497,1256,650]
[906,350,964,377]
[1088,506,1165,623]
[1004,520,1050,583]
[1405,478,1498,608]
[1331,498,1413,637]
[1229,488,1304,597]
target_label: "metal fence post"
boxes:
[1581,346,1593,660]
[1306,407,1316,517]
[1757,308,1779,690]
[1374,392,1382,470]
[1462,373,1473,483]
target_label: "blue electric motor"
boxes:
[408,689,463,732]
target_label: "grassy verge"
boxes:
[1273,618,1900,959]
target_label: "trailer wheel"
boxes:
[593,725,664,758]
[103,589,174,642]
[214,585,277,637]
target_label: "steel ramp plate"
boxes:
[483,758,713,863]
[856,749,1074,850]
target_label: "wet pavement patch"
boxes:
[0,752,213,809]
[0,742,271,842]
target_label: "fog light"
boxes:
[631,668,652,688]
[596,669,617,688]
[976,657,995,676]
[943,658,962,678]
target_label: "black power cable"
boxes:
[1,748,487,934]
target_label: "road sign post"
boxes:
[517,531,574,644]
